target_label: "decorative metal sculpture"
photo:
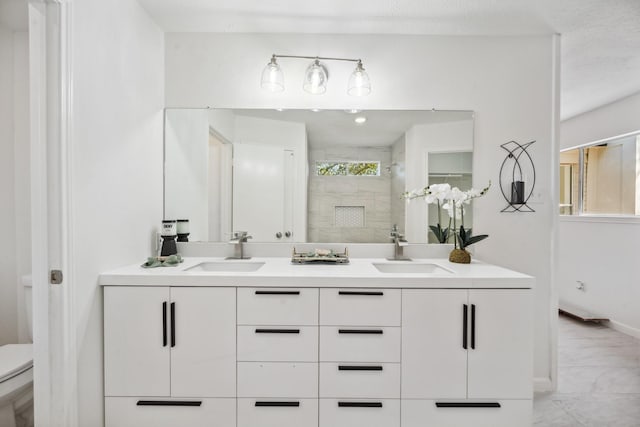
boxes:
[499,140,536,213]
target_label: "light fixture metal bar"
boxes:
[272,54,361,63]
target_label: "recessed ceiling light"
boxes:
[345,109,362,114]
[354,116,367,124]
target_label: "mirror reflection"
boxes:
[164,109,473,243]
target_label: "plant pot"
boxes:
[449,248,471,264]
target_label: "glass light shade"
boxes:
[303,59,328,95]
[348,61,371,96]
[261,57,284,92]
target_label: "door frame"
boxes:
[29,0,77,425]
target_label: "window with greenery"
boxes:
[316,161,380,176]
[560,132,640,216]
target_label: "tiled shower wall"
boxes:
[308,146,392,243]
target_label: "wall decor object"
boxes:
[499,140,536,213]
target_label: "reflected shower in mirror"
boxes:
[164,109,474,243]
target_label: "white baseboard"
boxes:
[534,377,553,393]
[607,319,640,339]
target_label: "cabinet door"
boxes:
[170,287,236,397]
[467,289,533,399]
[401,290,468,399]
[104,287,170,397]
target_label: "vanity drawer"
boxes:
[105,397,235,427]
[320,326,400,362]
[401,399,532,427]
[320,288,400,326]
[238,362,318,398]
[238,288,319,325]
[319,363,400,398]
[237,326,318,362]
[319,398,400,427]
[238,398,318,427]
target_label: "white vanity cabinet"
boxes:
[103,286,236,427]
[401,289,533,426]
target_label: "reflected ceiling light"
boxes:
[345,109,362,114]
[354,116,367,124]
[310,108,322,112]
[260,55,284,93]
[261,54,371,96]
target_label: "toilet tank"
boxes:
[22,275,33,342]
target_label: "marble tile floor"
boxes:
[534,314,640,426]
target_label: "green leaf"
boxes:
[465,235,489,247]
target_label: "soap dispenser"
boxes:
[160,220,178,256]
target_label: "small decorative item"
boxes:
[291,247,350,264]
[403,182,490,263]
[160,220,178,256]
[177,219,190,242]
[499,140,536,212]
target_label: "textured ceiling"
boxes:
[139,0,640,119]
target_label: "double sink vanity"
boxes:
[100,255,534,427]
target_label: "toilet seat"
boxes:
[0,345,33,384]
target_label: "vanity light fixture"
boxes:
[345,109,362,114]
[261,54,371,96]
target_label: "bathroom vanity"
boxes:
[100,257,534,427]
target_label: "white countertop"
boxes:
[99,257,534,289]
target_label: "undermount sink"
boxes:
[186,261,265,273]
[372,262,452,274]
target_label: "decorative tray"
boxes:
[291,248,350,264]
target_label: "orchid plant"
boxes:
[403,182,491,249]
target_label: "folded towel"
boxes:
[141,254,183,268]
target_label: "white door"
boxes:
[104,287,170,397]
[401,290,468,399]
[467,289,533,399]
[233,144,293,242]
[170,287,236,397]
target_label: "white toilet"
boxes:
[0,275,34,427]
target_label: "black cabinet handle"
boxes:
[162,302,167,347]
[338,291,384,296]
[255,401,300,407]
[255,290,300,295]
[170,302,176,347]
[463,304,468,350]
[255,328,300,334]
[338,329,383,335]
[471,304,476,350]
[435,402,500,408]
[338,402,383,408]
[137,400,202,407]
[338,365,383,371]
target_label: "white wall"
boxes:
[0,26,29,346]
[559,91,640,337]
[0,23,18,346]
[165,33,559,384]
[164,109,210,241]
[72,0,164,426]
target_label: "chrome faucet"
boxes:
[228,231,252,260]
[388,224,411,261]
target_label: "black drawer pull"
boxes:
[255,290,300,295]
[338,291,384,296]
[255,328,300,334]
[338,329,383,334]
[463,304,468,350]
[137,400,202,407]
[162,302,167,347]
[471,304,476,350]
[170,302,176,347]
[338,365,383,371]
[255,401,300,407]
[338,401,383,408]
[435,402,501,408]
